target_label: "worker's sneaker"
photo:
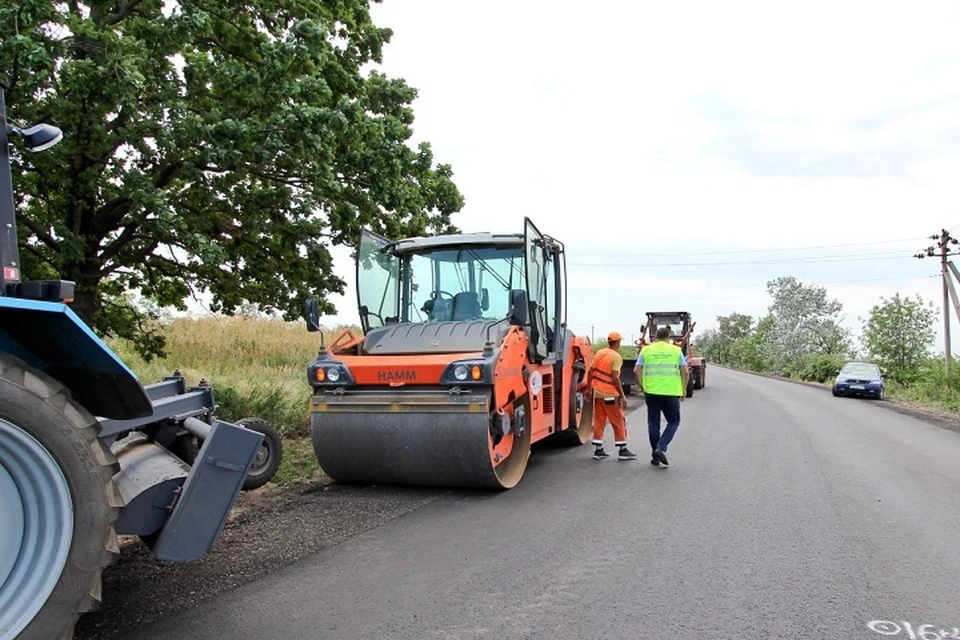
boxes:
[617,447,638,460]
[654,449,669,466]
[650,454,660,466]
[592,448,610,459]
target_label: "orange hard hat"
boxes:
[608,331,622,341]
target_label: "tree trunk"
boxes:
[65,260,104,337]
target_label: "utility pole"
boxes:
[0,85,20,293]
[590,325,595,343]
[916,229,959,377]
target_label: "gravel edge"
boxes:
[73,478,451,640]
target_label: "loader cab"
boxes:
[647,312,692,353]
[355,220,566,362]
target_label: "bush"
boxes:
[898,359,960,412]
[799,354,848,383]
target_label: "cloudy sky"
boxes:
[319,0,960,351]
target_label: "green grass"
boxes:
[885,364,960,413]
[271,437,324,485]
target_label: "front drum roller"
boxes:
[310,391,531,490]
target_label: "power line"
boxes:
[809,274,939,285]
[571,236,926,259]
[568,252,914,268]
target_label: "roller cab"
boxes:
[307,218,594,489]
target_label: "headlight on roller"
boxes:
[308,359,354,387]
[442,359,492,385]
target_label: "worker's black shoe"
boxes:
[654,449,669,466]
[650,454,660,466]
[592,448,610,459]
[617,447,638,460]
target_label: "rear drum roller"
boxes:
[0,354,119,640]
[554,383,593,446]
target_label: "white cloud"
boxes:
[318,0,960,355]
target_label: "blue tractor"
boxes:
[0,88,283,639]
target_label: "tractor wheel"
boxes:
[693,366,704,390]
[686,378,694,398]
[0,354,119,640]
[237,417,283,490]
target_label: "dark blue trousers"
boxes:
[646,394,681,453]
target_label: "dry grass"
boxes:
[107,316,361,484]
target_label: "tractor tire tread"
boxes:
[0,353,120,640]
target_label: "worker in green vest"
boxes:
[634,325,689,467]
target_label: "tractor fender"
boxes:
[0,297,152,420]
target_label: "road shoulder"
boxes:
[719,365,960,435]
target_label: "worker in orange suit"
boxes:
[586,331,637,460]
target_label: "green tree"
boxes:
[694,327,719,361]
[861,292,936,383]
[2,0,463,358]
[764,276,851,370]
[734,313,774,371]
[697,312,753,365]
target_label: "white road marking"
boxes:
[868,620,960,638]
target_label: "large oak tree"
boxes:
[2,0,463,358]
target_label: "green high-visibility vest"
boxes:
[640,341,684,396]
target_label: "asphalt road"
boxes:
[127,367,960,640]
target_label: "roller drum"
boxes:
[310,391,530,490]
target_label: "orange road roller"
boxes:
[304,217,595,489]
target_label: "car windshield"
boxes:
[841,363,879,376]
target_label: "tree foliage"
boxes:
[1,0,463,358]
[697,278,942,391]
[695,312,753,365]
[861,292,936,383]
[763,276,851,370]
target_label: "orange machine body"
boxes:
[317,324,595,464]
[306,217,597,489]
